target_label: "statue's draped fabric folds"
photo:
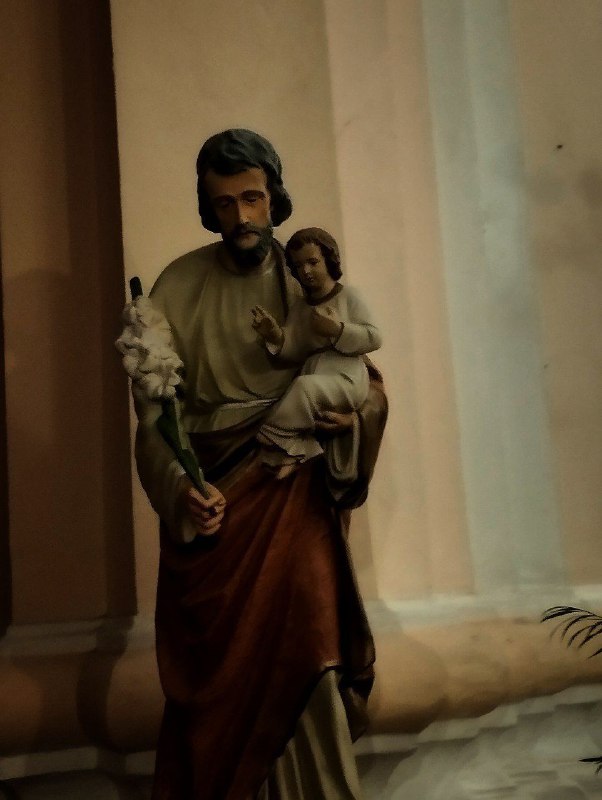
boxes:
[153,450,377,799]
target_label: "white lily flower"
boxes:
[115,295,183,401]
[122,353,139,377]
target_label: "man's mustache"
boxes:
[231,223,265,237]
[223,221,274,267]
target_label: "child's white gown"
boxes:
[259,283,382,483]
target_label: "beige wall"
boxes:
[510,0,602,585]
[108,0,602,610]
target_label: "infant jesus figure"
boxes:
[252,227,382,480]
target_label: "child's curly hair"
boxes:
[284,227,343,282]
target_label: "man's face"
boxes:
[204,167,273,267]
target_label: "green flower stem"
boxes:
[157,400,210,500]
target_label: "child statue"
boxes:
[251,227,382,480]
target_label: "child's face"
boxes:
[291,243,333,293]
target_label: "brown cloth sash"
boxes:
[152,462,374,800]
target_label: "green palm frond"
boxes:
[542,606,602,775]
[541,606,602,657]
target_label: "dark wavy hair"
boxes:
[284,227,343,281]
[196,129,293,233]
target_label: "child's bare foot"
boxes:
[274,462,299,480]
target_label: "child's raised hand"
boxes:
[251,305,283,346]
[310,306,343,339]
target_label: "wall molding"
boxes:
[0,615,154,658]
[366,585,602,630]
[2,600,602,790]
[0,747,155,782]
[3,686,602,798]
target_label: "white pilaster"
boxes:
[421,0,565,593]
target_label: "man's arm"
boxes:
[130,261,227,541]
[134,386,226,541]
[316,360,388,509]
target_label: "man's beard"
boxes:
[223,223,274,268]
